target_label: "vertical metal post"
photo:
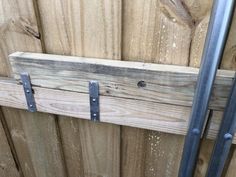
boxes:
[206,74,236,177]
[178,0,235,177]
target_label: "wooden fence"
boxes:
[0,0,236,177]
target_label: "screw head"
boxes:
[137,80,146,88]
[192,128,200,135]
[224,133,233,140]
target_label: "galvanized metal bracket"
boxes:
[89,81,99,121]
[20,72,37,112]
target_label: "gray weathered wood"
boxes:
[0,77,191,136]
[0,0,67,176]
[9,52,235,110]
[0,110,20,177]
[0,76,233,143]
[36,0,122,176]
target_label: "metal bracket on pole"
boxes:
[20,72,37,112]
[89,81,100,122]
[178,0,236,176]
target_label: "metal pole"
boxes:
[206,74,236,177]
[178,1,235,177]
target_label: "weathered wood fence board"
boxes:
[0,110,20,177]
[0,0,67,177]
[1,0,236,176]
[0,77,191,136]
[9,52,235,111]
[0,75,233,143]
[35,0,122,176]
[122,0,195,176]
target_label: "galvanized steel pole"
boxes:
[178,0,235,177]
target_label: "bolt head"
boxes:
[192,128,200,135]
[224,133,233,140]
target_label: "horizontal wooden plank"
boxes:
[9,52,235,110]
[0,77,232,143]
[0,77,191,135]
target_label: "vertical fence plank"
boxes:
[122,0,192,176]
[0,0,67,177]
[225,146,236,177]
[0,111,20,177]
[2,109,67,177]
[35,0,121,176]
[122,0,192,65]
[1,1,235,177]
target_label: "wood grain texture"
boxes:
[205,111,223,140]
[186,0,213,67]
[121,0,194,176]
[0,110,20,177]
[0,78,233,139]
[183,0,212,21]
[189,13,210,67]
[37,0,121,59]
[221,8,236,70]
[194,139,214,177]
[121,127,146,177]
[0,0,67,177]
[0,77,192,136]
[121,128,184,177]
[9,52,235,111]
[122,0,192,65]
[0,76,231,141]
[184,0,213,68]
[0,0,42,77]
[225,145,236,177]
[2,108,67,177]
[35,0,121,176]
[143,132,184,176]
[59,118,120,177]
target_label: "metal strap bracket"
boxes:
[20,72,37,112]
[89,81,100,121]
